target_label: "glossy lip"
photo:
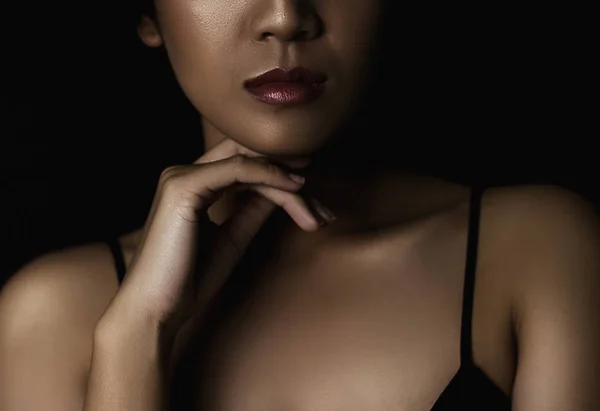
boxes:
[243,67,328,106]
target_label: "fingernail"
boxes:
[288,174,306,185]
[312,199,337,223]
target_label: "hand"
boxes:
[97,139,333,362]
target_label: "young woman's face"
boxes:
[142,0,386,157]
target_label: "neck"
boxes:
[201,117,386,225]
[200,116,458,236]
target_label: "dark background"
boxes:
[2,1,596,286]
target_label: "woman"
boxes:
[1,0,598,410]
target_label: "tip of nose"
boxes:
[255,7,322,43]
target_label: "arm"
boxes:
[83,308,167,411]
[508,186,600,410]
[82,140,325,411]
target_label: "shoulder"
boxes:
[482,183,598,227]
[0,240,124,345]
[478,185,600,407]
[479,183,600,283]
[0,237,141,410]
[480,184,600,395]
[479,183,600,266]
[479,185,600,407]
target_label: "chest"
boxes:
[179,229,482,410]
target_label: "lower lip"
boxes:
[245,82,326,106]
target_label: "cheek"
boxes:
[155,0,244,108]
[151,0,385,153]
[156,2,240,72]
[156,0,243,36]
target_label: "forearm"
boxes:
[83,312,168,411]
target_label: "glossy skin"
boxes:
[1,1,600,410]
[145,0,384,157]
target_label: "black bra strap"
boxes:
[460,186,484,365]
[106,238,126,284]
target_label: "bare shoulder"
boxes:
[480,184,600,384]
[0,240,124,341]
[483,183,598,223]
[479,187,600,408]
[480,183,600,259]
[0,238,137,410]
[479,183,600,280]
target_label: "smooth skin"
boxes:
[1,0,599,410]
[1,168,600,410]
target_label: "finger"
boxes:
[216,183,334,231]
[195,139,312,169]
[307,197,337,224]
[195,139,263,164]
[251,185,325,231]
[167,155,307,210]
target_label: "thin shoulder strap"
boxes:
[106,237,126,284]
[460,186,484,365]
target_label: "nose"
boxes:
[252,0,322,42]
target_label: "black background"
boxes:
[2,1,596,286]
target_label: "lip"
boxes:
[243,67,328,106]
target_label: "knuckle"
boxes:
[161,177,184,197]
[158,167,188,198]
[265,162,282,178]
[158,165,185,191]
[229,154,247,167]
[227,154,249,178]
[159,165,181,181]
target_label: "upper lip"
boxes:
[244,67,328,88]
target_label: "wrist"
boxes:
[94,300,165,355]
[95,292,188,367]
[88,305,169,411]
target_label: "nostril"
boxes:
[260,29,312,42]
[260,32,275,40]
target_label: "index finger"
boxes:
[195,139,312,170]
[195,139,263,165]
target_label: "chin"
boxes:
[230,121,336,158]
[238,136,328,159]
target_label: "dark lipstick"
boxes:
[244,67,327,106]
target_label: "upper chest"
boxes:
[175,211,514,410]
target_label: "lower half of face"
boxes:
[154,0,385,157]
